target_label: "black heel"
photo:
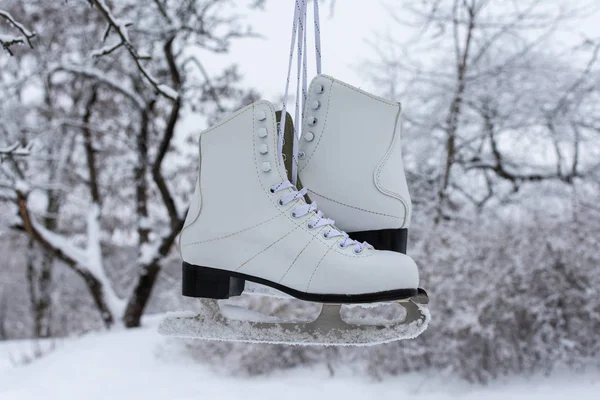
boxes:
[182,262,245,299]
[349,228,408,254]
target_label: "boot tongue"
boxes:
[275,110,298,184]
[275,110,311,201]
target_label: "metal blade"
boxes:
[158,299,429,346]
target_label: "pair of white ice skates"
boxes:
[159,75,430,345]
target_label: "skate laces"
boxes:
[270,181,373,254]
[278,0,321,186]
[273,2,372,253]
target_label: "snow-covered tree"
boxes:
[366,0,600,221]
[1,0,261,331]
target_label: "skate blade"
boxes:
[158,299,429,346]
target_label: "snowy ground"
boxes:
[1,317,598,400]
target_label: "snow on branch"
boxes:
[90,40,123,58]
[89,0,178,101]
[0,9,35,55]
[51,64,145,109]
[30,212,90,268]
[84,204,126,318]
[0,142,33,157]
[16,190,126,322]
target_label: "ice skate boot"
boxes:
[158,101,429,345]
[298,75,413,255]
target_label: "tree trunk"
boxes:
[26,140,62,338]
[16,191,115,329]
[26,246,54,338]
[77,269,115,328]
[434,3,475,223]
[0,290,7,340]
[122,38,183,328]
[122,263,161,328]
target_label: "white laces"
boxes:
[278,0,322,186]
[270,181,373,254]
[271,2,371,253]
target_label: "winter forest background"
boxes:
[1,0,599,390]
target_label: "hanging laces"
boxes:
[313,0,322,75]
[278,0,322,186]
[271,2,371,253]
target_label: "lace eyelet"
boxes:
[307,222,315,230]
[269,187,275,193]
[337,241,347,249]
[291,211,299,218]
[323,230,332,239]
[278,199,284,206]
[353,247,363,254]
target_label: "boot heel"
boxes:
[349,228,408,254]
[182,263,245,299]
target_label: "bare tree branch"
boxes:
[553,41,600,115]
[51,64,145,109]
[90,41,124,58]
[88,0,178,100]
[435,0,477,223]
[0,142,33,157]
[0,9,35,55]
[182,56,226,113]
[152,37,182,228]
[82,88,101,204]
[15,190,115,328]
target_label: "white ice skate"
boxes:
[298,74,414,255]
[159,0,429,345]
[158,101,429,345]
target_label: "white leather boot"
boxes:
[179,100,420,302]
[298,75,412,254]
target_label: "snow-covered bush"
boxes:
[352,203,600,383]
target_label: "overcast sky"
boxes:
[182,0,600,139]
[206,0,600,106]
[222,1,403,101]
